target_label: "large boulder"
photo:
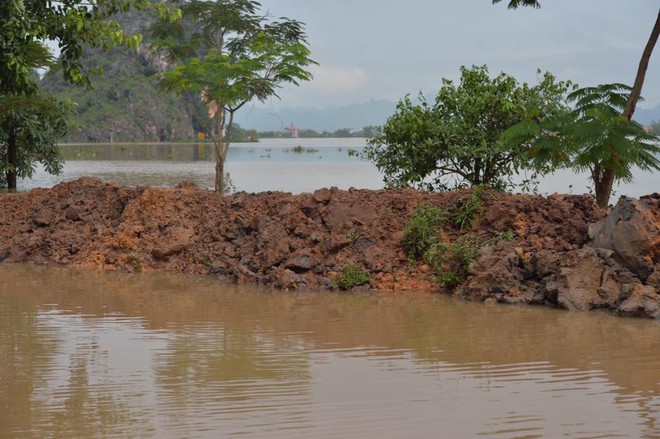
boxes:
[457,194,660,318]
[590,194,660,282]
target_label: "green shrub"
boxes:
[403,204,448,259]
[338,263,370,289]
[452,186,485,230]
[403,196,514,289]
[424,237,479,288]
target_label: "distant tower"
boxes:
[284,123,299,138]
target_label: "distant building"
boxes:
[284,124,299,138]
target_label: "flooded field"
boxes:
[1,265,659,438]
[14,139,659,196]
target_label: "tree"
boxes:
[504,84,660,208]
[0,0,175,188]
[1,0,173,91]
[0,95,72,189]
[494,1,660,207]
[363,65,573,191]
[492,0,540,9]
[151,0,316,193]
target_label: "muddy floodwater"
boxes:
[1,264,658,438]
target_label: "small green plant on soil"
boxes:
[452,186,486,230]
[403,200,515,289]
[127,253,142,272]
[424,230,516,288]
[223,172,237,194]
[424,237,480,288]
[347,228,361,242]
[338,263,370,289]
[403,204,448,259]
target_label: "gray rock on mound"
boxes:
[590,195,659,283]
[589,194,659,318]
[458,194,659,319]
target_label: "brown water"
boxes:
[1,264,658,438]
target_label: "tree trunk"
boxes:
[624,9,660,120]
[596,9,659,207]
[215,155,224,193]
[213,104,228,193]
[594,167,615,209]
[6,128,17,190]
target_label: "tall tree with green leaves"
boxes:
[151,0,316,193]
[0,34,62,188]
[0,0,175,188]
[0,95,72,189]
[503,84,660,208]
[493,1,660,207]
[363,65,573,191]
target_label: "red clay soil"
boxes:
[0,178,658,318]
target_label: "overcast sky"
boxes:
[254,0,660,110]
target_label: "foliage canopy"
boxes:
[151,0,316,192]
[503,83,660,208]
[364,65,573,192]
[493,0,659,207]
[0,0,174,188]
[0,95,72,187]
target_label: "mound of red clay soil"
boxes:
[1,178,657,318]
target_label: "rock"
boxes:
[647,263,660,289]
[590,195,660,282]
[285,250,318,272]
[151,227,195,260]
[455,245,526,303]
[276,268,303,290]
[324,199,378,230]
[176,180,200,190]
[617,284,660,319]
[324,234,353,254]
[554,248,606,311]
[33,206,53,227]
[64,206,81,222]
[312,188,332,204]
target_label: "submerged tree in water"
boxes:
[151,0,316,193]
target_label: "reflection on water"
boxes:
[1,264,659,438]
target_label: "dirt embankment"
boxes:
[0,178,658,318]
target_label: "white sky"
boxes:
[256,0,660,110]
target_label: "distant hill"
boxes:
[41,11,198,143]
[634,104,660,126]
[40,10,395,141]
[235,100,397,132]
[42,47,197,143]
[41,9,658,141]
[239,98,660,133]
